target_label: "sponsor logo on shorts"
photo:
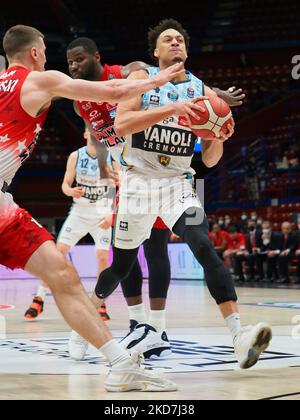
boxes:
[179,193,192,204]
[158,155,171,167]
[101,236,110,245]
[119,221,129,231]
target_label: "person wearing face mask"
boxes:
[250,211,258,222]
[294,229,300,284]
[240,212,249,234]
[224,215,232,229]
[276,222,299,285]
[256,218,263,228]
[209,223,231,260]
[234,220,260,282]
[218,217,225,230]
[255,221,282,282]
[223,225,246,273]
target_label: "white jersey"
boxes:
[120,66,204,178]
[73,146,111,211]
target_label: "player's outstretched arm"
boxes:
[29,64,184,105]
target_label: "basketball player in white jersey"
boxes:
[92,19,273,370]
[0,24,185,392]
[25,130,113,321]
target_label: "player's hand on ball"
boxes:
[99,215,113,230]
[173,97,207,121]
[217,118,235,142]
[152,63,185,87]
[71,187,84,199]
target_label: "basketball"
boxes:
[189,95,233,140]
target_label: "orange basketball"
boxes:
[189,95,233,140]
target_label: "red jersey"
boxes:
[209,230,231,248]
[0,66,48,233]
[85,66,168,231]
[227,233,246,250]
[76,64,126,160]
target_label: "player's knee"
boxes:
[45,253,79,292]
[98,255,109,269]
[185,225,214,254]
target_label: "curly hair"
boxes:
[148,19,190,61]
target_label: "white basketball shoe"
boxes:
[105,351,177,392]
[119,320,144,349]
[121,323,172,360]
[68,331,89,361]
[234,323,272,369]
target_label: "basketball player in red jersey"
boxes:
[0,24,186,392]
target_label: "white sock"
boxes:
[148,310,167,333]
[226,313,242,341]
[128,303,147,324]
[36,286,48,301]
[100,339,130,366]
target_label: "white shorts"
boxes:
[113,171,203,249]
[58,205,112,251]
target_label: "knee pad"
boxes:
[95,268,122,299]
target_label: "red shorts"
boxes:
[0,208,54,270]
[153,217,168,230]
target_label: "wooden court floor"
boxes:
[0,278,300,400]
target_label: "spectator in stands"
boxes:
[239,212,249,234]
[208,223,231,260]
[277,222,299,284]
[234,219,260,282]
[255,221,282,282]
[294,230,300,284]
[223,225,246,272]
[224,215,233,229]
[207,214,217,231]
[250,211,258,223]
[218,216,225,230]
